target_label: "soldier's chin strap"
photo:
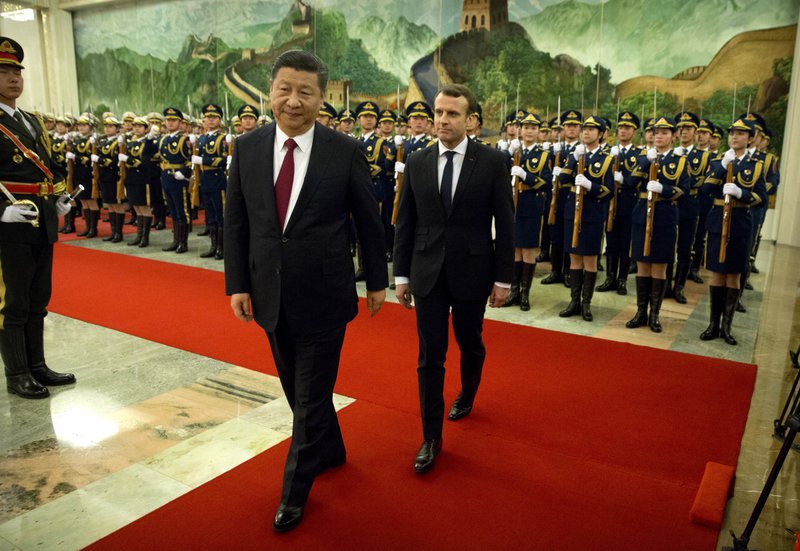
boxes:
[0,121,54,180]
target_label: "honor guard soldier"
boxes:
[699,118,767,345]
[597,111,640,295]
[0,36,75,399]
[403,102,433,157]
[497,111,523,153]
[396,114,408,138]
[231,115,243,136]
[643,117,655,148]
[466,103,488,146]
[337,108,355,137]
[542,109,583,286]
[238,104,259,134]
[146,112,167,230]
[120,116,158,247]
[556,116,613,321]
[670,111,710,303]
[626,117,690,333]
[317,102,337,128]
[159,107,192,253]
[689,118,717,283]
[94,116,125,243]
[122,112,135,136]
[750,126,779,275]
[192,104,228,259]
[548,117,561,144]
[709,125,723,154]
[41,112,56,135]
[504,113,553,311]
[70,115,99,237]
[377,108,399,259]
[51,117,73,233]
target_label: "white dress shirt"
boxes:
[274,124,315,231]
[0,101,36,137]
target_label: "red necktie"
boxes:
[274,138,297,230]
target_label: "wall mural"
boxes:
[73,0,798,150]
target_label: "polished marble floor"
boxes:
[1,223,798,550]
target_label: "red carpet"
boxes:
[47,243,756,550]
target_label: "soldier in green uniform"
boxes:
[0,37,76,399]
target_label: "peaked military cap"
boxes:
[76,115,94,126]
[583,115,606,133]
[379,109,397,123]
[617,111,640,128]
[471,103,483,126]
[601,117,612,132]
[548,117,561,129]
[42,112,55,122]
[652,116,676,131]
[520,112,541,126]
[406,101,433,120]
[762,127,772,140]
[355,101,379,118]
[739,112,765,132]
[712,125,723,139]
[122,111,136,122]
[697,118,713,132]
[163,107,183,120]
[132,116,148,126]
[728,118,756,136]
[643,117,655,131]
[202,104,223,118]
[0,37,24,68]
[103,116,121,126]
[337,108,355,122]
[238,104,259,119]
[675,111,700,128]
[319,102,337,118]
[396,114,408,125]
[560,110,583,125]
[540,118,550,130]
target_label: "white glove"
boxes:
[90,154,100,163]
[614,171,623,184]
[646,147,657,161]
[118,153,129,163]
[226,155,232,169]
[572,144,586,160]
[674,146,685,156]
[55,195,72,216]
[646,180,663,194]
[191,155,204,166]
[721,148,737,169]
[552,166,562,178]
[173,171,186,181]
[117,135,125,144]
[395,161,405,174]
[610,145,620,157]
[723,182,743,199]
[226,134,233,144]
[66,152,76,161]
[510,166,526,179]
[188,133,197,144]
[497,139,509,151]
[575,174,592,190]
[552,142,562,153]
[508,138,521,155]
[542,141,551,151]
[394,135,404,146]
[0,204,37,224]
[147,131,158,140]
[89,136,95,145]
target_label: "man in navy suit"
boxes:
[224,50,388,532]
[393,84,515,474]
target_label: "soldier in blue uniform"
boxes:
[689,118,717,284]
[120,116,158,247]
[625,117,690,333]
[556,116,613,321]
[597,111,640,296]
[402,101,433,157]
[669,111,711,303]
[238,104,259,134]
[317,102,337,128]
[70,116,98,237]
[466,104,489,146]
[95,116,125,243]
[504,113,552,311]
[749,126,779,275]
[0,37,75,398]
[145,112,166,230]
[542,110,582,286]
[377,108,398,260]
[52,118,74,233]
[699,118,767,345]
[192,104,228,259]
[336,108,355,137]
[159,107,192,253]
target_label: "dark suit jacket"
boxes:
[0,109,66,245]
[224,122,388,334]
[393,138,514,300]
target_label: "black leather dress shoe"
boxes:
[448,404,472,421]
[31,365,76,386]
[7,374,49,399]
[273,504,304,532]
[413,438,442,474]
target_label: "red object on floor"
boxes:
[48,244,757,550]
[690,462,736,529]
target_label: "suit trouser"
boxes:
[0,240,53,330]
[267,313,347,506]
[414,271,487,441]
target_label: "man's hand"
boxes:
[366,289,385,317]
[396,283,413,309]
[230,293,254,322]
[488,285,510,308]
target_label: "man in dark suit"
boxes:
[0,37,75,400]
[224,50,387,532]
[393,84,515,474]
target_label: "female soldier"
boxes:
[505,113,552,311]
[69,116,99,237]
[699,118,767,345]
[120,117,158,247]
[557,116,614,321]
[94,116,124,242]
[626,117,690,333]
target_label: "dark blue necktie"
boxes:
[441,150,455,216]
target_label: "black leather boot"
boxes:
[214,225,224,260]
[175,222,188,254]
[581,270,597,321]
[125,208,137,225]
[2,328,49,399]
[503,261,523,307]
[24,317,76,386]
[559,269,583,317]
[699,286,725,341]
[649,278,667,333]
[721,287,739,345]
[111,211,124,243]
[103,212,117,242]
[617,255,630,295]
[77,209,91,237]
[128,216,144,246]
[87,210,99,238]
[541,252,564,285]
[61,209,76,234]
[596,255,618,292]
[139,217,152,248]
[626,276,651,329]
[663,264,674,299]
[673,261,689,304]
[200,225,218,258]
[162,222,180,252]
[198,225,211,237]
[519,262,535,312]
